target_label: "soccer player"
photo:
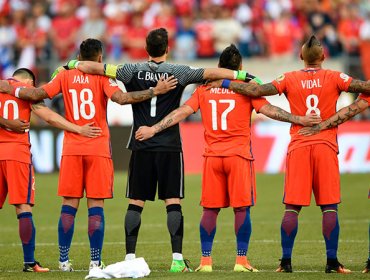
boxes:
[207,35,370,273]
[0,68,102,272]
[134,44,321,272]
[298,95,370,274]
[65,28,254,272]
[0,39,177,271]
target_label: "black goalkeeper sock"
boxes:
[166,204,183,254]
[124,204,143,254]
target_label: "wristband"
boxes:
[15,87,21,98]
[253,77,263,85]
[221,79,231,89]
[104,63,118,78]
[67,59,79,69]
[236,70,247,81]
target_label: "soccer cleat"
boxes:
[89,260,105,271]
[23,261,49,272]
[169,259,192,272]
[276,258,293,273]
[362,259,370,273]
[195,256,212,272]
[234,256,258,272]
[59,260,74,272]
[325,259,351,274]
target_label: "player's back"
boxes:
[117,61,204,152]
[43,69,117,158]
[186,84,266,160]
[0,79,32,163]
[273,68,352,152]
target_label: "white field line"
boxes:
[0,239,365,247]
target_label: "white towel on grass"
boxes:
[85,258,150,279]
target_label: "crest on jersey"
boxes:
[109,78,118,87]
[275,74,285,83]
[340,73,349,82]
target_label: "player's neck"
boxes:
[148,55,166,63]
[304,62,322,69]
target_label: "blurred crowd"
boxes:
[1,0,370,120]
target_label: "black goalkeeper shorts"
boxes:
[126,150,185,201]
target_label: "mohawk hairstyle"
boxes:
[218,44,242,71]
[301,35,324,64]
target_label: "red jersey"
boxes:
[42,69,119,158]
[185,83,268,159]
[272,68,353,153]
[359,93,370,103]
[0,79,32,164]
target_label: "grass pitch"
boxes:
[0,172,368,280]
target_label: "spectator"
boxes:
[338,4,364,79]
[212,5,242,55]
[173,15,197,60]
[0,15,16,78]
[124,12,148,60]
[194,7,215,58]
[49,0,81,61]
[79,3,106,42]
[31,1,51,33]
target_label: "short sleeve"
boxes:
[103,77,120,99]
[358,93,370,103]
[271,74,287,95]
[332,71,353,92]
[41,74,62,98]
[251,97,269,112]
[173,65,205,86]
[184,87,201,112]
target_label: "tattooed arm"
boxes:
[31,102,101,137]
[259,104,322,126]
[207,80,279,97]
[111,76,178,105]
[135,105,194,141]
[299,98,369,136]
[347,79,370,94]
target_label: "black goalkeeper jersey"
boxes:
[116,61,205,151]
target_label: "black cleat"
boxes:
[276,258,292,273]
[325,258,351,274]
[362,259,370,273]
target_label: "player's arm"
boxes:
[0,80,49,102]
[207,79,278,97]
[31,102,102,138]
[259,104,322,126]
[110,76,178,105]
[347,79,370,94]
[299,98,369,136]
[135,105,194,141]
[0,117,30,133]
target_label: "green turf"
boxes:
[0,172,368,279]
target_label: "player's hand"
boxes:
[298,124,321,136]
[51,66,67,79]
[3,119,30,133]
[135,126,155,141]
[299,113,321,127]
[206,79,223,90]
[78,122,102,138]
[153,76,178,95]
[0,80,12,94]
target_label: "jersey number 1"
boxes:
[69,89,96,120]
[209,99,235,130]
